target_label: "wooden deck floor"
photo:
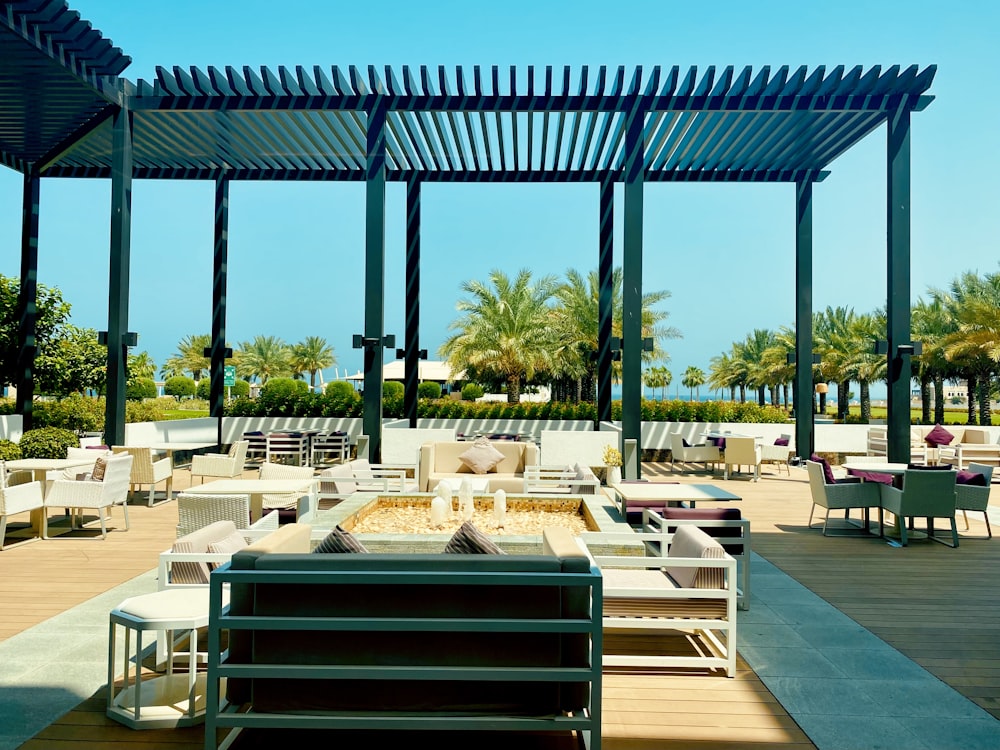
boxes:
[5,459,999,747]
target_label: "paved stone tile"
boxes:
[791,714,931,750]
[736,645,843,679]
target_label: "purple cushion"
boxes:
[810,453,836,485]
[924,424,954,447]
[717,438,726,450]
[956,470,987,486]
[774,437,789,446]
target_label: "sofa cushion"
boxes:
[459,437,505,474]
[171,519,240,584]
[207,529,249,558]
[774,436,790,446]
[661,507,743,554]
[664,525,727,589]
[444,521,505,554]
[925,424,954,447]
[314,525,369,553]
[571,462,597,494]
[810,453,836,485]
[956,470,988,486]
[320,463,356,494]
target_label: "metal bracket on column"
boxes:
[203,347,233,358]
[786,353,821,364]
[98,331,138,347]
[396,348,427,360]
[353,334,396,350]
[610,336,654,361]
[874,340,922,357]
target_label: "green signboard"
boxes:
[224,365,236,387]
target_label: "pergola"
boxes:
[2,1,936,467]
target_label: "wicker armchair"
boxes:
[43,453,133,539]
[759,437,793,476]
[112,446,173,506]
[190,441,249,484]
[0,480,45,550]
[805,460,882,536]
[175,492,279,538]
[955,462,993,539]
[879,468,959,547]
[258,462,317,519]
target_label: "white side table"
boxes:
[107,588,213,729]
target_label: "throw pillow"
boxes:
[809,453,836,485]
[314,525,369,553]
[956,470,987,486]
[444,521,505,554]
[681,438,692,448]
[458,437,505,475]
[207,530,249,558]
[91,457,107,482]
[774,437,790,446]
[924,424,955,447]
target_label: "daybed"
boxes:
[204,524,602,749]
[867,425,1000,468]
[418,439,539,492]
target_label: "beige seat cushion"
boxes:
[664,525,727,589]
[171,519,240,584]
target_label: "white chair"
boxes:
[310,432,350,466]
[759,436,793,476]
[722,437,762,481]
[522,464,601,495]
[0,479,45,550]
[316,459,417,506]
[265,432,308,466]
[190,441,249,484]
[175,491,280,538]
[43,453,133,539]
[112,446,173,506]
[258,461,318,519]
[668,433,720,474]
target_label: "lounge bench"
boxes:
[204,524,602,749]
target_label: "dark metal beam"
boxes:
[104,106,133,447]
[403,177,421,427]
[15,169,40,430]
[362,98,388,461]
[209,175,229,448]
[596,176,614,425]
[620,99,645,478]
[794,179,815,458]
[886,107,912,464]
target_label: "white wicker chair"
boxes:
[669,433,721,473]
[43,453,133,539]
[0,479,45,550]
[175,492,279,538]
[112,446,173,506]
[258,461,318,519]
[190,441,249,484]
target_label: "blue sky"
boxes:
[2,0,998,393]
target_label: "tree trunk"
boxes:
[507,374,521,404]
[860,381,871,422]
[782,383,789,410]
[837,380,849,420]
[757,386,765,407]
[818,391,827,415]
[739,384,746,403]
[920,376,931,424]
[933,374,945,425]
[730,386,736,402]
[967,373,978,424]
[978,374,992,426]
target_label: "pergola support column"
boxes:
[886,106,912,464]
[794,179,815,458]
[621,99,645,479]
[596,176,614,426]
[403,177,421,427]
[15,169,40,430]
[209,175,230,448]
[104,106,133,447]
[362,98,388,461]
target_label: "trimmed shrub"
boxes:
[197,378,251,400]
[259,378,309,416]
[325,380,356,399]
[125,400,166,423]
[417,381,442,400]
[32,393,104,432]
[0,439,22,461]
[461,383,484,401]
[127,377,158,401]
[18,426,78,459]
[382,381,404,417]
[164,375,196,398]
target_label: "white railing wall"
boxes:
[0,414,23,441]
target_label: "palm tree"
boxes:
[237,335,291,384]
[681,365,705,402]
[161,334,211,381]
[643,366,671,399]
[290,336,336,390]
[736,329,775,407]
[551,267,680,400]
[708,352,740,401]
[440,269,559,404]
[127,351,156,380]
[912,297,957,424]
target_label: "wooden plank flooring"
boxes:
[9,458,999,747]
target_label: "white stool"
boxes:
[107,588,212,729]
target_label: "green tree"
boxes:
[643,366,671,399]
[912,297,957,425]
[0,274,72,389]
[290,336,336,390]
[440,269,558,404]
[34,325,106,396]
[161,334,211,381]
[164,375,196,398]
[236,335,291,384]
[681,365,706,402]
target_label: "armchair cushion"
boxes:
[314,525,369,554]
[207,530,249,557]
[810,453,837,485]
[956,470,988,486]
[925,424,955,447]
[444,521,505,554]
[774,436,789,446]
[91,457,107,482]
[459,438,505,474]
[664,525,727,589]
[171,520,240,584]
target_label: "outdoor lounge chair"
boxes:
[0,479,45,550]
[112,446,173,506]
[878,467,959,547]
[258,461,317,520]
[955,462,993,538]
[722,437,762,481]
[669,433,720,474]
[805,460,881,536]
[42,453,133,539]
[190,440,249,484]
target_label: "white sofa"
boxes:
[418,440,539,492]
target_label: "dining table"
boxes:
[194,477,319,523]
[840,461,933,543]
[610,481,741,521]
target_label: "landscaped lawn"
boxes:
[162,409,210,420]
[845,405,999,426]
